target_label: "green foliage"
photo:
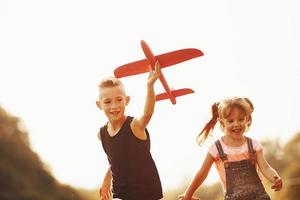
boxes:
[282,133,300,163]
[261,140,286,175]
[274,133,300,200]
[0,107,83,200]
[77,188,99,200]
[276,162,300,200]
[163,175,223,200]
[263,132,300,200]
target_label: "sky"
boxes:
[1,0,300,191]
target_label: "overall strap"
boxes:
[246,137,255,154]
[246,137,256,164]
[215,140,228,161]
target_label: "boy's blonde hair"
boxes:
[98,77,126,96]
[197,97,254,144]
[98,76,124,89]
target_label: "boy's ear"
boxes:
[125,96,130,106]
[96,101,102,109]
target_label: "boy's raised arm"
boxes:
[133,62,161,132]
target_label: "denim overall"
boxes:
[215,137,271,200]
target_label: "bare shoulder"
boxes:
[130,117,148,140]
[97,127,104,141]
[204,152,215,163]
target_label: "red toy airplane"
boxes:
[114,40,204,105]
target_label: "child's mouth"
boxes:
[232,128,241,134]
[110,111,120,116]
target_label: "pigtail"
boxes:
[197,102,219,145]
[244,97,254,126]
[244,97,254,113]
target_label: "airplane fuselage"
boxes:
[140,40,177,104]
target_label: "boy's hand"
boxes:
[271,175,283,191]
[99,184,112,200]
[147,61,161,86]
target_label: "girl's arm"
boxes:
[131,62,161,139]
[180,153,214,200]
[256,150,283,191]
[99,167,112,200]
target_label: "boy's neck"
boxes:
[108,115,127,131]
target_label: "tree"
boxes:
[0,106,83,200]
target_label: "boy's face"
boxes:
[96,85,130,122]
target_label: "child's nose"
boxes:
[111,101,119,108]
[233,120,239,126]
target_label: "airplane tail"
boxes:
[155,88,194,101]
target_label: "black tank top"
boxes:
[100,116,163,200]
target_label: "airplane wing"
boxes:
[155,88,194,101]
[156,48,203,67]
[114,59,150,78]
[114,48,203,78]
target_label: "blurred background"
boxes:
[1,0,299,199]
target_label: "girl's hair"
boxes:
[196,97,254,144]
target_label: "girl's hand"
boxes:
[178,194,201,200]
[99,184,112,200]
[271,175,283,191]
[147,61,161,86]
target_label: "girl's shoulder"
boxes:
[208,139,220,158]
[208,137,263,158]
[247,137,263,152]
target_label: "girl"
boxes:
[180,97,282,200]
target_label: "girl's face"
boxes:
[221,107,249,139]
[97,85,130,123]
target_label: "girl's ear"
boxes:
[219,119,225,131]
[219,119,224,127]
[125,96,130,106]
[247,120,251,126]
[96,101,102,110]
[246,119,252,130]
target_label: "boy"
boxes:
[96,62,163,200]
